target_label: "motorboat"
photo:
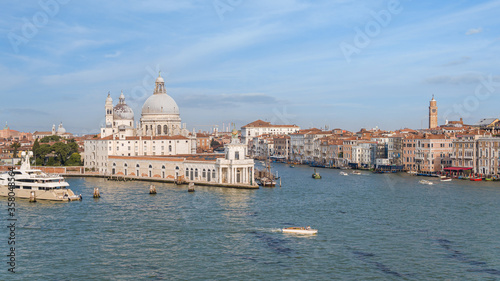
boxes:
[282,226,318,235]
[351,170,361,175]
[340,171,348,176]
[419,180,433,185]
[0,152,81,201]
[312,168,321,179]
[440,177,452,182]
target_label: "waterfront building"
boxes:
[450,134,480,171]
[476,137,500,176]
[108,130,255,186]
[371,135,402,165]
[402,134,418,171]
[303,129,331,164]
[341,138,358,167]
[273,135,290,161]
[414,134,454,173]
[241,120,300,145]
[247,134,273,159]
[322,139,343,167]
[429,95,438,129]
[351,141,377,168]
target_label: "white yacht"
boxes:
[0,152,81,201]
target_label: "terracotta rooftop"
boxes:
[242,119,299,128]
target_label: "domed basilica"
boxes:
[101,73,190,139]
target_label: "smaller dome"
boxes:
[156,76,164,83]
[114,103,134,120]
[57,123,66,134]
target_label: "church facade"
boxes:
[84,73,256,187]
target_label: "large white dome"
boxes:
[141,94,179,115]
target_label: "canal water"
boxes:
[2,163,500,280]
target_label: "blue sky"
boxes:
[1,0,499,135]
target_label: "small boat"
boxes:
[282,226,318,235]
[440,176,451,182]
[289,165,295,168]
[419,180,433,185]
[340,171,348,176]
[351,170,361,175]
[470,178,482,181]
[312,168,321,179]
[485,178,494,181]
[259,177,276,187]
[188,182,195,192]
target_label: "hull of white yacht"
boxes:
[0,185,81,201]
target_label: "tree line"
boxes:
[32,137,82,166]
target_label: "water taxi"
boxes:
[440,176,452,182]
[340,171,348,176]
[351,170,361,175]
[419,180,433,185]
[0,152,81,201]
[282,226,318,235]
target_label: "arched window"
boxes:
[149,164,153,169]
[136,164,140,168]
[169,145,172,152]
[212,170,216,179]
[202,169,206,178]
[163,125,168,135]
[162,165,165,169]
[186,168,189,177]
[157,125,161,135]
[195,168,198,178]
[113,162,116,166]
[124,163,128,167]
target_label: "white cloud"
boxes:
[466,27,482,35]
[425,73,500,85]
[104,51,122,58]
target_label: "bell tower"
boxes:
[105,92,113,126]
[429,95,438,129]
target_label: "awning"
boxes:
[443,167,473,171]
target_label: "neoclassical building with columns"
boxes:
[107,132,255,186]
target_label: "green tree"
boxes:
[66,153,82,166]
[210,139,221,148]
[67,141,79,156]
[37,144,52,165]
[51,142,70,165]
[10,142,20,158]
[32,138,40,163]
[40,135,61,143]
